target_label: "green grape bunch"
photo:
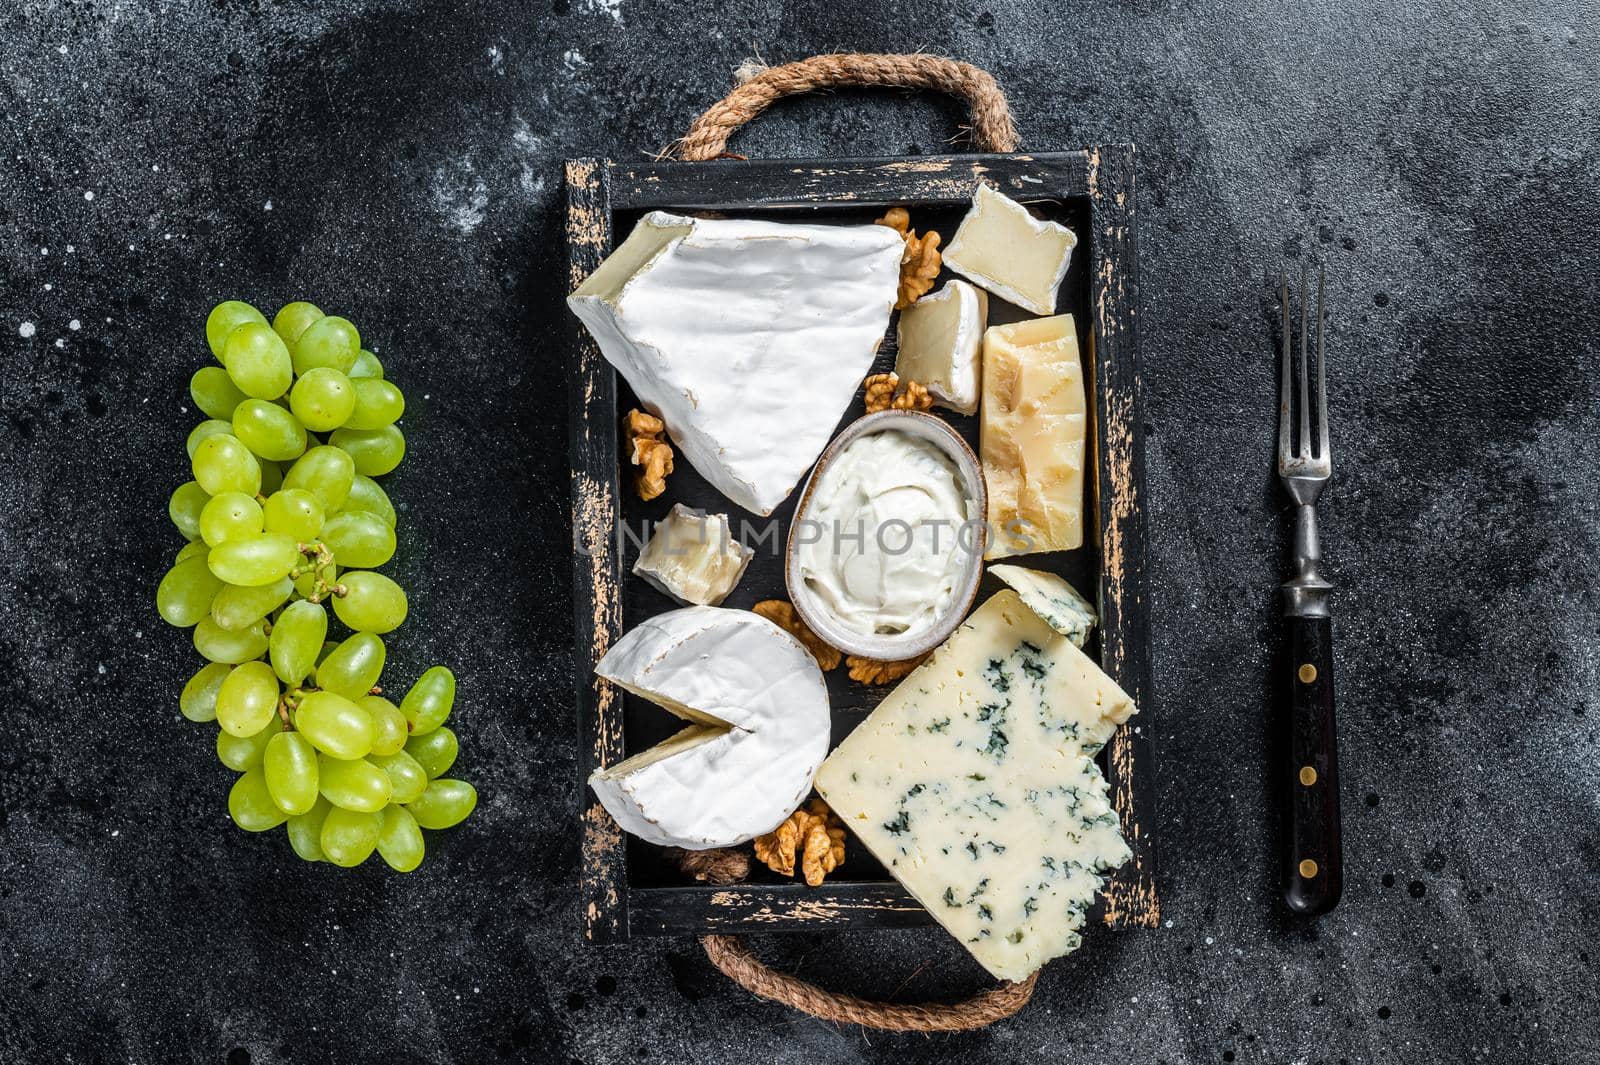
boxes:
[158,299,477,871]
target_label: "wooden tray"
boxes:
[567,149,1157,942]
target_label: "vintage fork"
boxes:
[1278,266,1342,916]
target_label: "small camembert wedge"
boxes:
[981,315,1088,558]
[815,590,1136,982]
[633,504,753,607]
[893,279,988,415]
[942,183,1078,316]
[988,563,1097,648]
[568,213,902,515]
[590,606,830,849]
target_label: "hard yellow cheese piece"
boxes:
[980,315,1087,558]
[943,183,1078,315]
[814,590,1137,982]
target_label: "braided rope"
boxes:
[673,53,1018,161]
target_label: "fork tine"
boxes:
[1278,273,1291,464]
[1316,265,1329,461]
[1298,266,1311,459]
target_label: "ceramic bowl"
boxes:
[785,410,987,662]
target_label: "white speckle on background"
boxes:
[264,200,273,211]
[583,0,622,22]
[83,190,94,201]
[57,43,67,54]
[69,319,81,330]
[19,322,36,338]
[54,338,65,349]
[562,49,587,71]
[430,161,489,235]
[486,45,503,72]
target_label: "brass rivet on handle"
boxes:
[1297,663,1318,684]
[1298,858,1319,879]
[1299,765,1318,786]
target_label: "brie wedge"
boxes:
[590,606,831,849]
[988,563,1097,648]
[568,213,903,515]
[943,183,1078,316]
[893,279,987,415]
[633,504,753,606]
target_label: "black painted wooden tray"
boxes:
[566,149,1157,942]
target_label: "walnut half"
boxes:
[754,798,847,887]
[624,409,674,501]
[846,653,929,685]
[863,372,934,414]
[875,207,943,308]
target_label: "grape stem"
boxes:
[292,542,342,603]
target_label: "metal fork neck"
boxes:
[1282,504,1332,618]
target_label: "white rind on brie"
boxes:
[590,606,831,849]
[893,279,988,415]
[568,213,903,515]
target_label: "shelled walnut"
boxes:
[753,798,847,887]
[846,653,929,685]
[624,409,674,501]
[874,207,943,308]
[862,372,934,414]
[752,599,842,671]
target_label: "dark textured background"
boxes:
[2,2,1596,1063]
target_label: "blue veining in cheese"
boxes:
[988,564,1097,649]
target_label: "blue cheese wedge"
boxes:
[987,564,1097,648]
[814,590,1135,981]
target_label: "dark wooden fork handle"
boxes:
[1283,616,1342,915]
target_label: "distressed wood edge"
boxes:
[566,158,629,944]
[1084,145,1161,929]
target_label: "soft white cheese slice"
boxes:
[590,606,830,849]
[633,504,753,606]
[943,183,1078,316]
[988,564,1097,648]
[568,213,903,515]
[815,590,1135,981]
[893,279,987,415]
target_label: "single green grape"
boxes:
[272,301,325,347]
[207,532,300,587]
[156,555,224,627]
[321,511,396,568]
[320,807,380,867]
[191,434,262,497]
[215,660,281,737]
[292,316,361,376]
[371,750,428,804]
[232,398,308,462]
[210,576,293,631]
[175,539,209,564]
[283,445,355,510]
[405,726,458,778]
[316,633,385,699]
[348,349,384,379]
[259,458,283,495]
[180,661,233,723]
[289,367,357,432]
[329,424,405,477]
[332,571,408,633]
[169,481,211,540]
[342,378,405,431]
[262,489,325,541]
[194,615,269,664]
[377,805,425,873]
[406,779,477,830]
[287,796,332,861]
[199,491,264,547]
[294,691,374,760]
[270,600,328,684]
[341,475,397,528]
[230,767,290,831]
[217,714,282,771]
[318,754,392,812]
[191,366,251,421]
[186,419,236,457]
[264,732,320,815]
[400,666,455,736]
[206,300,269,360]
[223,321,294,400]
[363,696,409,757]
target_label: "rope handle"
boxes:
[672,53,1019,161]
[702,934,1038,1032]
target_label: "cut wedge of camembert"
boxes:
[590,606,830,849]
[943,183,1078,316]
[568,213,903,515]
[988,564,1097,648]
[894,279,988,415]
[633,504,753,606]
[815,590,1136,982]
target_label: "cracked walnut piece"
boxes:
[862,372,934,415]
[754,798,847,887]
[846,653,929,685]
[752,600,842,671]
[874,207,943,308]
[624,409,674,501]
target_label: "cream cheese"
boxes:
[795,429,972,638]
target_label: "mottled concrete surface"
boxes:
[2,1,1597,1063]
